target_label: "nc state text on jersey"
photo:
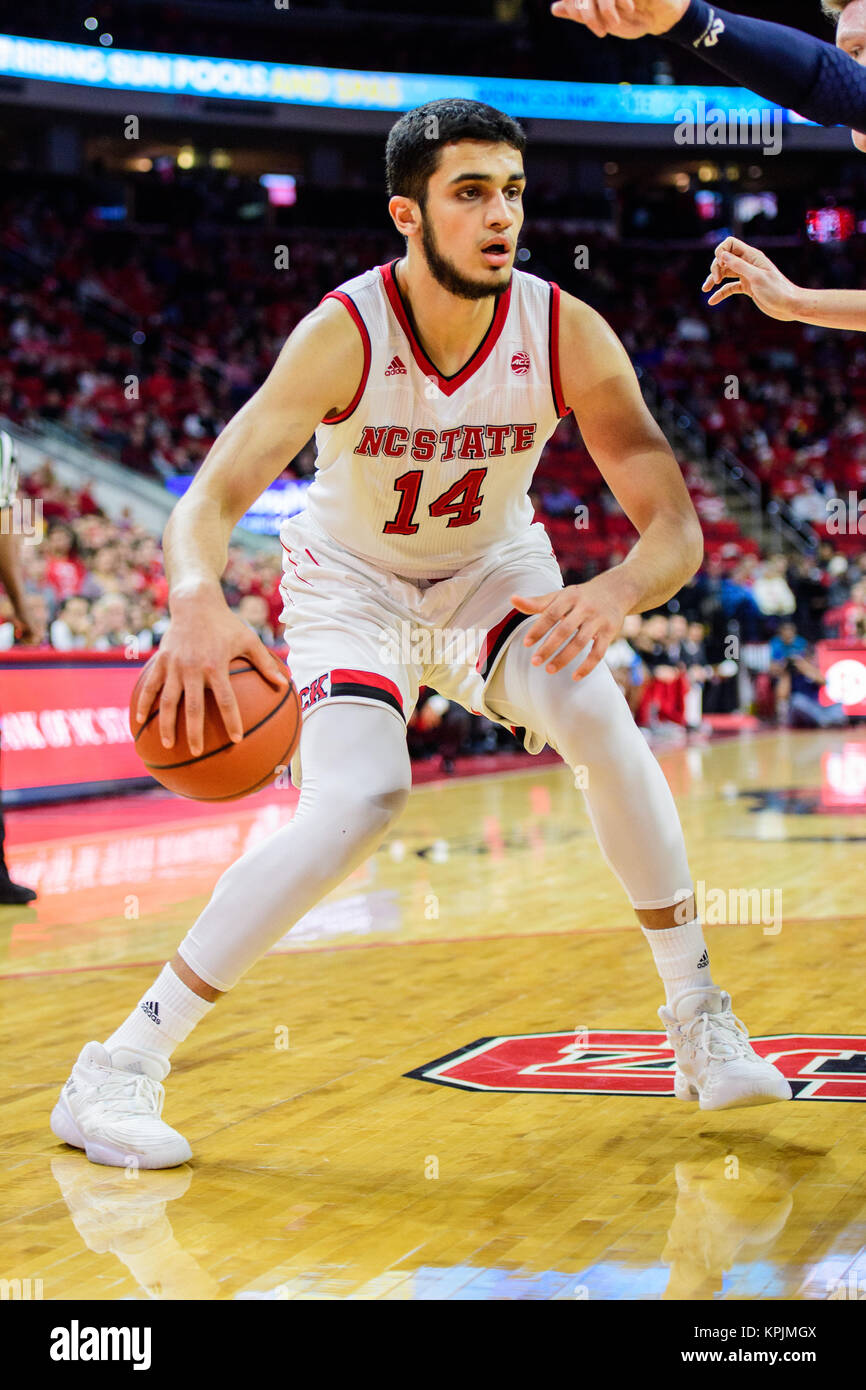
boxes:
[353,423,538,462]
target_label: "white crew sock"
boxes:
[641,918,715,1006]
[104,963,215,1065]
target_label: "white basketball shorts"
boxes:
[278,510,563,784]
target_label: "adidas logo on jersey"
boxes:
[696,949,710,970]
[385,355,407,376]
[140,1000,161,1025]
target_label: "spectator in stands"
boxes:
[80,545,128,600]
[825,578,866,640]
[752,555,796,621]
[633,615,690,730]
[90,593,133,650]
[43,522,87,600]
[634,614,676,675]
[787,647,848,730]
[769,619,808,725]
[124,599,156,655]
[49,595,92,650]
[604,614,645,716]
[20,547,59,613]
[786,555,829,641]
[720,561,765,642]
[790,479,833,526]
[237,593,276,648]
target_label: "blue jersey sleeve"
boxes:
[668,0,866,128]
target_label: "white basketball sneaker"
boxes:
[51,1042,192,1169]
[659,988,793,1111]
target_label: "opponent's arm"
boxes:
[703,236,866,330]
[513,293,703,680]
[137,298,365,754]
[552,0,866,130]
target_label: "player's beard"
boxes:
[419,208,511,302]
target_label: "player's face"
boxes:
[836,2,866,151]
[418,141,524,300]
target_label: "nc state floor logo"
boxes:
[406,1032,866,1101]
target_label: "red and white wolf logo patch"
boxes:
[407,1032,866,1101]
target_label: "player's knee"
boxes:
[337,769,411,840]
[536,664,639,764]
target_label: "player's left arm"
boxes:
[512,292,703,681]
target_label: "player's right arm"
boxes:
[136,298,364,756]
[702,235,866,329]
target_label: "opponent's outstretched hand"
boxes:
[702,237,800,321]
[512,574,631,682]
[550,0,689,40]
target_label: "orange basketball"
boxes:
[130,655,301,801]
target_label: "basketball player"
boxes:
[0,431,43,904]
[51,101,791,1169]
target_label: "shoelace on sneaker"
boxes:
[85,1069,164,1117]
[680,1006,754,1062]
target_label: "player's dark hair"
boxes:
[385,99,526,208]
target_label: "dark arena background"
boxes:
[0,0,864,1347]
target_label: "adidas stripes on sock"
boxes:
[641,918,715,1006]
[104,963,215,1064]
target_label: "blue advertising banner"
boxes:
[0,32,796,125]
[166,475,311,535]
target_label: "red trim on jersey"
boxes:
[328,667,404,718]
[378,260,512,398]
[304,548,320,565]
[318,290,371,424]
[548,282,571,419]
[280,540,314,587]
[476,607,526,678]
[330,668,402,706]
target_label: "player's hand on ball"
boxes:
[550,0,689,39]
[512,576,630,681]
[702,237,801,321]
[134,595,289,758]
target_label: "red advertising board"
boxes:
[816,641,866,715]
[0,651,149,804]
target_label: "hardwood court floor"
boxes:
[1,728,864,1301]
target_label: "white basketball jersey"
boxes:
[292,260,571,578]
